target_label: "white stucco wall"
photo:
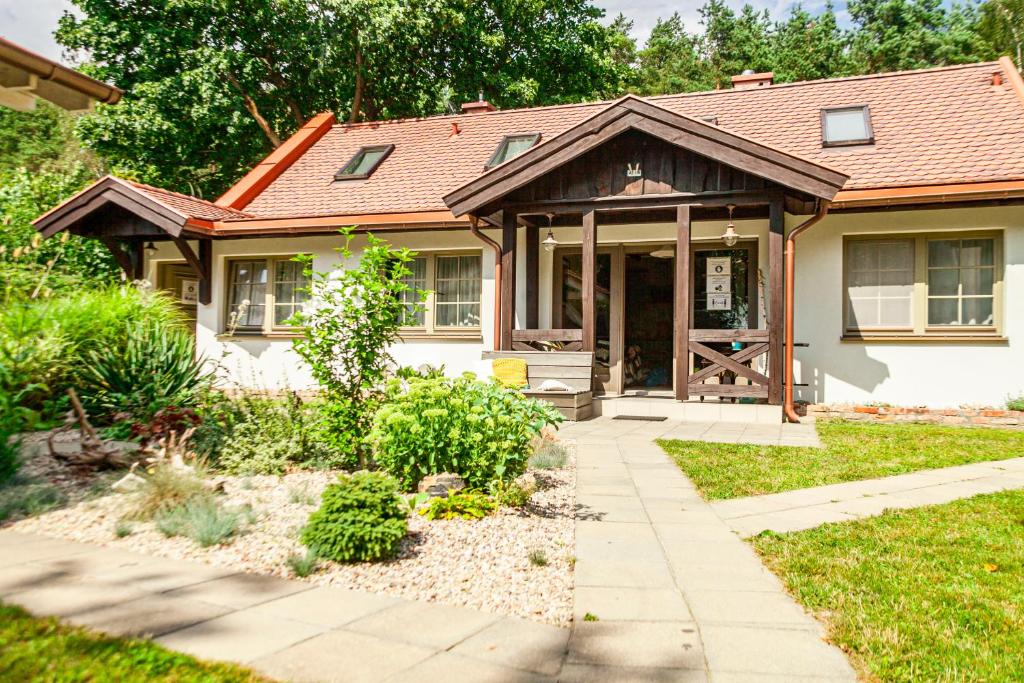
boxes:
[790,205,1024,408]
[147,205,1023,408]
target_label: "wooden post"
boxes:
[581,209,596,352]
[130,241,145,281]
[500,211,517,350]
[768,198,784,405]
[198,239,212,305]
[674,205,691,401]
[525,224,539,329]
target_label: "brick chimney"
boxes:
[461,93,496,114]
[731,70,774,89]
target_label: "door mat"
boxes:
[612,415,668,421]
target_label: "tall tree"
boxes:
[770,3,850,82]
[979,0,1024,70]
[57,0,626,198]
[633,14,709,94]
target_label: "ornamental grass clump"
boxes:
[300,471,407,563]
[369,374,562,491]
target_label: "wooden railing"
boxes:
[687,329,769,399]
[511,329,583,352]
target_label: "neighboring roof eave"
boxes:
[831,179,1024,208]
[208,209,469,235]
[443,95,850,217]
[0,36,122,111]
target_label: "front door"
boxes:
[690,242,759,331]
[157,262,199,329]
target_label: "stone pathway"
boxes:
[2,416,855,682]
[652,416,822,447]
[713,456,1024,537]
[560,417,856,681]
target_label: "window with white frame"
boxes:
[226,256,309,333]
[398,253,482,333]
[844,234,1001,336]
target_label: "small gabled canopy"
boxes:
[443,95,849,217]
[33,175,250,239]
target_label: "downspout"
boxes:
[784,201,830,423]
[469,215,502,351]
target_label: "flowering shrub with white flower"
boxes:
[290,228,424,468]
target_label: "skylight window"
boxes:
[486,133,541,168]
[699,115,718,125]
[335,144,394,180]
[821,105,874,147]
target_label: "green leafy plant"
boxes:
[583,612,599,622]
[1007,394,1024,412]
[286,549,319,577]
[300,471,407,563]
[528,548,548,566]
[215,394,349,475]
[290,229,426,469]
[154,497,242,547]
[0,480,64,521]
[419,490,496,521]
[370,373,562,490]
[529,438,570,470]
[80,320,209,427]
[489,479,535,508]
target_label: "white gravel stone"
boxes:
[6,445,576,626]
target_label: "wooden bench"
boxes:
[482,350,594,421]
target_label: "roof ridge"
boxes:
[332,60,1004,131]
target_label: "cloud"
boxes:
[0,0,78,61]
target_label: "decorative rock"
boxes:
[417,473,466,498]
[111,471,147,493]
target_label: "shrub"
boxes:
[419,490,496,520]
[215,394,350,475]
[489,479,535,508]
[154,497,242,547]
[286,550,319,577]
[369,374,563,490]
[1007,395,1024,412]
[290,229,426,469]
[0,284,185,420]
[529,438,570,470]
[528,549,548,566]
[80,320,209,426]
[114,520,134,538]
[300,471,407,563]
[0,481,64,521]
[127,464,209,521]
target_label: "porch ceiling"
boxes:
[443,95,850,218]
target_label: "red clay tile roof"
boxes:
[126,181,253,221]
[236,60,1024,220]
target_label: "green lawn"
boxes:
[0,602,269,682]
[752,490,1024,683]
[658,420,1024,500]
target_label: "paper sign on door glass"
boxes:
[181,279,199,304]
[708,293,731,311]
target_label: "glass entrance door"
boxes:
[691,243,758,330]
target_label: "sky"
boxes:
[1,0,841,63]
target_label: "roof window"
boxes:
[821,105,873,147]
[485,133,541,168]
[335,144,393,180]
[699,115,718,125]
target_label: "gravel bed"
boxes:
[6,439,577,626]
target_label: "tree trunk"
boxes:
[350,44,364,123]
[225,72,283,148]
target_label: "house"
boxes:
[34,58,1024,422]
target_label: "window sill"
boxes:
[398,331,483,341]
[217,331,303,341]
[841,334,1007,344]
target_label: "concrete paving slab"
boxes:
[246,585,399,628]
[0,561,78,596]
[558,663,708,682]
[576,520,657,542]
[84,556,237,594]
[567,621,704,670]
[156,609,325,663]
[385,651,549,683]
[7,581,149,618]
[700,624,855,678]
[672,563,784,592]
[346,599,500,650]
[684,589,815,627]
[0,535,98,568]
[450,617,569,675]
[66,592,231,638]
[576,536,667,564]
[573,586,692,622]
[574,557,677,589]
[165,571,312,609]
[251,628,435,683]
